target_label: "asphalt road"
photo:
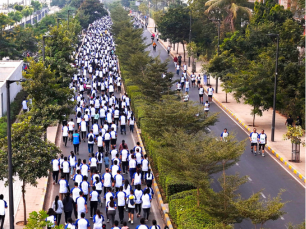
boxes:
[142,29,305,229]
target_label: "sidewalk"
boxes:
[13,125,58,228]
[145,17,305,182]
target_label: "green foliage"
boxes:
[206,0,305,126]
[138,3,149,15]
[8,11,23,24]
[25,210,64,229]
[31,0,42,11]
[283,126,306,146]
[51,0,68,8]
[77,0,108,28]
[22,6,34,17]
[22,60,75,129]
[233,190,287,228]
[14,4,24,12]
[157,5,190,44]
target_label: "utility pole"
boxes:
[188,10,191,67]
[211,18,220,93]
[266,33,279,142]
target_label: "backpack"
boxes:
[89,134,94,142]
[129,196,135,206]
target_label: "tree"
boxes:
[0,118,61,225]
[22,60,75,133]
[157,5,190,61]
[51,0,67,8]
[11,26,38,54]
[233,190,287,228]
[8,11,23,25]
[205,0,253,31]
[14,4,24,11]
[121,0,130,7]
[203,174,248,225]
[157,129,245,206]
[142,95,218,140]
[139,2,149,15]
[26,210,64,229]
[77,0,107,28]
[22,6,34,18]
[31,0,42,11]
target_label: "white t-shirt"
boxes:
[62,126,69,136]
[120,116,126,125]
[116,191,126,206]
[0,200,7,215]
[76,196,87,212]
[142,194,152,208]
[102,173,112,187]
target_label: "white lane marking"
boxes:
[210,96,305,188]
[280,216,285,220]
[206,127,211,132]
[236,163,239,166]
[247,176,252,182]
[145,29,305,188]
[260,192,266,199]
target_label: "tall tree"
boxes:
[157,5,190,61]
[205,0,253,30]
[0,118,61,225]
[157,129,245,206]
[142,95,218,140]
[77,0,107,28]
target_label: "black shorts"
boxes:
[197,81,200,84]
[251,143,257,146]
[199,94,203,97]
[192,80,195,83]
[208,95,212,98]
[69,130,73,135]
[128,208,135,213]
[259,144,265,150]
[111,139,116,145]
[90,166,97,173]
[177,89,181,92]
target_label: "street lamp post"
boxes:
[188,11,191,67]
[42,35,53,62]
[67,10,72,29]
[211,18,220,93]
[3,79,27,229]
[57,18,62,29]
[154,0,157,32]
[267,33,279,142]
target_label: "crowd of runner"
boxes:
[49,16,162,229]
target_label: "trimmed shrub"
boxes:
[177,206,212,229]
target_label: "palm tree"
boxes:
[205,0,253,30]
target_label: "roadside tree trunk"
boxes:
[182,42,186,62]
[176,43,179,54]
[22,180,27,225]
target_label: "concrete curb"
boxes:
[41,123,60,210]
[134,123,174,229]
[147,28,306,185]
[118,53,174,228]
[205,92,306,184]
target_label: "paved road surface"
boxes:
[46,66,165,229]
[142,29,305,229]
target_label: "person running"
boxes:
[258,129,267,157]
[207,85,214,102]
[150,220,161,229]
[76,191,88,219]
[51,157,60,185]
[116,186,126,224]
[0,195,7,229]
[58,175,69,201]
[249,128,259,155]
[198,85,204,104]
[52,195,63,225]
[75,212,90,229]
[134,184,143,218]
[46,208,57,229]
[62,123,69,146]
[204,101,210,117]
[127,190,136,224]
[89,186,99,218]
[190,72,196,87]
[106,196,117,226]
[141,188,152,222]
[220,128,229,141]
[72,130,81,155]
[62,193,73,224]
[93,209,104,229]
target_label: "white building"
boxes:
[0,60,23,117]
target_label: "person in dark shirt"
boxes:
[296,115,302,127]
[285,115,294,126]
